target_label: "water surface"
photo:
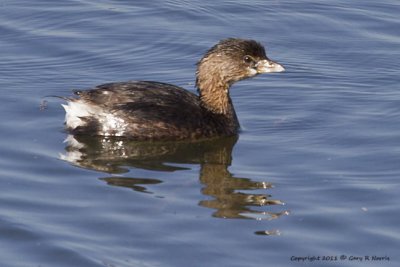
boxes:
[0,1,399,266]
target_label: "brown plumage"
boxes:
[62,38,284,140]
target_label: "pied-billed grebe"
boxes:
[62,38,284,140]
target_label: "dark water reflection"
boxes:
[62,135,288,223]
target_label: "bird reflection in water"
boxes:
[61,135,289,233]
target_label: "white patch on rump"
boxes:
[62,100,128,136]
[98,113,127,136]
[62,100,98,129]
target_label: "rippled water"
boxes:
[1,1,399,266]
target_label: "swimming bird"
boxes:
[62,38,284,140]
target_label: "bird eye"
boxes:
[243,55,253,64]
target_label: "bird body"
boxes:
[62,38,284,140]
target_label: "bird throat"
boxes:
[199,82,232,115]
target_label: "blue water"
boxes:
[1,1,399,266]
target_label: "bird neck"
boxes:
[196,79,240,134]
[196,55,240,132]
[196,57,234,115]
[198,82,232,115]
